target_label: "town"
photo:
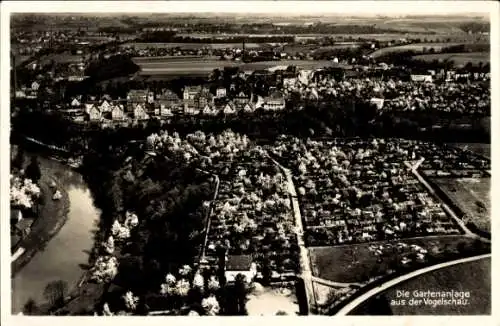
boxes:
[8,7,491,318]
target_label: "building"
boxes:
[127,89,148,112]
[233,90,252,106]
[183,86,202,100]
[111,104,125,120]
[263,90,286,111]
[99,99,112,113]
[215,86,227,98]
[157,89,182,113]
[31,81,40,91]
[70,97,81,107]
[88,106,102,121]
[224,254,257,284]
[223,102,237,115]
[133,103,149,120]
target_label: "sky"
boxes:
[2,1,494,16]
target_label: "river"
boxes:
[11,155,101,314]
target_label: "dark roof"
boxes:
[226,255,253,271]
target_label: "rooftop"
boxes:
[226,254,253,271]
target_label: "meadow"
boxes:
[432,177,490,233]
[308,235,478,284]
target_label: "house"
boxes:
[127,89,148,112]
[71,97,81,107]
[160,107,174,117]
[111,104,125,120]
[202,104,218,116]
[242,102,256,113]
[223,102,237,115]
[88,106,102,121]
[157,89,182,113]
[31,81,40,91]
[133,103,149,120]
[183,86,202,100]
[99,99,112,112]
[224,254,257,284]
[410,74,433,83]
[215,86,227,98]
[84,103,95,114]
[197,87,214,107]
[370,98,385,110]
[147,91,155,104]
[15,90,27,99]
[234,90,252,106]
[282,71,298,88]
[263,90,286,111]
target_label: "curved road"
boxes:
[335,253,491,315]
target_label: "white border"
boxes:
[1,2,498,326]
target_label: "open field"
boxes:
[413,52,490,66]
[369,43,463,57]
[121,42,270,49]
[135,58,336,76]
[309,235,485,284]
[350,257,490,315]
[432,177,490,233]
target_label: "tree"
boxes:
[13,146,26,171]
[43,280,68,309]
[23,298,39,315]
[234,273,248,315]
[25,156,42,184]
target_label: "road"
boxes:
[269,156,314,314]
[335,253,491,315]
[404,160,489,242]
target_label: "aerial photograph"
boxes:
[5,1,492,317]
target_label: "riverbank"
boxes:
[11,173,70,276]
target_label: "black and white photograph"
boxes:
[1,0,497,321]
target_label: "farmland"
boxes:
[431,177,490,233]
[350,257,491,315]
[121,42,270,50]
[413,52,490,66]
[369,43,463,58]
[308,235,486,284]
[134,58,337,76]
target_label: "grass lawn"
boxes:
[309,235,485,284]
[432,177,490,233]
[350,257,491,315]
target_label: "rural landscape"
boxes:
[7,3,491,318]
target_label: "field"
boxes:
[413,52,490,66]
[121,42,270,50]
[350,257,491,315]
[447,143,490,159]
[369,43,463,58]
[309,235,481,284]
[134,58,337,76]
[432,177,490,233]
